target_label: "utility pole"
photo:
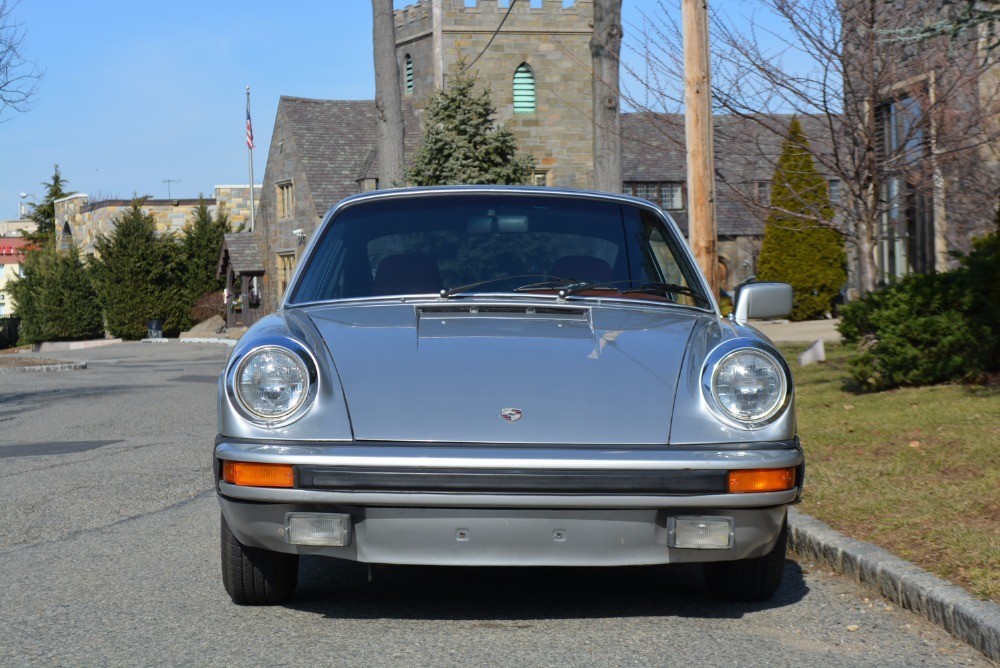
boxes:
[162,180,180,199]
[682,0,719,299]
[372,0,406,187]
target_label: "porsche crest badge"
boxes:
[500,408,523,423]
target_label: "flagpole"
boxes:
[246,85,256,233]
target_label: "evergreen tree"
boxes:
[406,72,534,186]
[756,117,847,321]
[25,165,71,242]
[181,198,230,300]
[90,199,190,339]
[6,244,103,344]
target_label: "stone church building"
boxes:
[249,0,838,313]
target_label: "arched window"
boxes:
[404,54,414,95]
[513,63,535,114]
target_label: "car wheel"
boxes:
[221,512,299,605]
[703,519,787,602]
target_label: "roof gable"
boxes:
[277,97,419,215]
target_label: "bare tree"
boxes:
[0,0,43,117]
[372,0,405,187]
[625,0,1000,295]
[881,0,999,53]
[591,0,623,192]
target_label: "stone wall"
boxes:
[54,187,260,257]
[395,0,595,188]
[215,185,262,230]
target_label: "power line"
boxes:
[463,0,518,72]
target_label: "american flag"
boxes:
[246,104,254,150]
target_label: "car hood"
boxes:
[306,301,707,445]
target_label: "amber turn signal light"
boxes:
[728,467,796,493]
[222,461,294,488]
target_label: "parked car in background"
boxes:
[215,186,801,605]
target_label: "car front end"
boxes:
[215,187,801,604]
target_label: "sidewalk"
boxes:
[751,318,842,344]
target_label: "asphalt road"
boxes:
[0,342,989,667]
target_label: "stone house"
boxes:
[251,98,421,312]
[842,0,999,283]
[621,112,842,292]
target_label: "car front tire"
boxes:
[703,518,787,602]
[221,512,299,605]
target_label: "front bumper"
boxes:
[215,438,802,566]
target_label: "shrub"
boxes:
[90,200,191,339]
[6,244,104,345]
[405,71,533,186]
[191,290,225,323]
[839,211,999,391]
[181,199,230,298]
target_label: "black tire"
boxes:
[703,519,787,602]
[221,512,299,605]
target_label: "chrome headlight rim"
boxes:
[701,340,790,430]
[226,339,318,427]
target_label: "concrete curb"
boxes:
[788,508,999,661]
[178,337,237,347]
[0,361,88,373]
[33,339,122,352]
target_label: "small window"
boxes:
[531,170,549,187]
[828,179,841,204]
[622,182,684,210]
[277,181,294,219]
[277,251,297,297]
[404,54,413,95]
[513,63,536,114]
[660,182,683,210]
[754,181,771,206]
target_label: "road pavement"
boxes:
[0,342,988,666]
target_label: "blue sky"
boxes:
[0,0,774,219]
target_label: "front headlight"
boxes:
[710,348,787,426]
[233,346,312,422]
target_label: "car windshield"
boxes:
[289,192,710,308]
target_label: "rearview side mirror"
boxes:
[732,282,793,324]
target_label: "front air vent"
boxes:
[419,306,471,314]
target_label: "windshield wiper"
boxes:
[555,282,618,298]
[440,274,550,299]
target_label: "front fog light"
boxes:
[668,516,734,549]
[285,513,352,546]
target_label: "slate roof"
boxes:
[218,232,265,277]
[279,97,420,214]
[621,112,838,237]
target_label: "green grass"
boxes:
[781,343,1000,601]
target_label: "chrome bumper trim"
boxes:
[217,481,799,509]
[215,439,802,471]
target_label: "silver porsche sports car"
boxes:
[216,186,801,605]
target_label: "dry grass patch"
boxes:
[782,343,999,601]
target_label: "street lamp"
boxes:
[18,192,36,219]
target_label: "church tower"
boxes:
[394,0,596,188]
